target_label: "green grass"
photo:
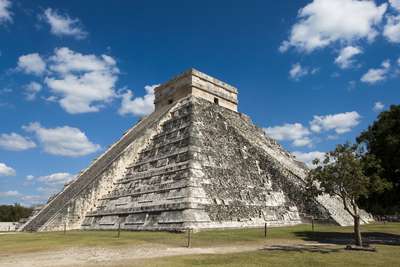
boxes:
[125,245,400,267]
[1,223,400,266]
[0,224,318,255]
[0,230,182,254]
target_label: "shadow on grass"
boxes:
[260,244,342,254]
[294,231,400,246]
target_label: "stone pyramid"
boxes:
[21,69,369,232]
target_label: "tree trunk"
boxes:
[354,215,363,247]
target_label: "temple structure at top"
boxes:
[154,68,238,112]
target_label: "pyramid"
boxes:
[21,69,371,232]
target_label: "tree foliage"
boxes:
[0,203,33,222]
[306,143,389,246]
[357,105,400,215]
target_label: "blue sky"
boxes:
[0,0,399,205]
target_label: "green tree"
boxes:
[0,204,33,222]
[307,144,389,247]
[357,105,400,215]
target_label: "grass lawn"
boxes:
[126,244,400,267]
[1,223,399,266]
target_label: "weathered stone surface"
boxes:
[0,222,18,231]
[154,68,238,112]
[21,69,372,232]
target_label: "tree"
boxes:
[357,105,400,215]
[306,143,389,247]
[0,204,33,222]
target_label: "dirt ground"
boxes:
[0,241,333,267]
[0,244,256,267]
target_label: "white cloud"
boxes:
[17,53,47,76]
[373,101,385,112]
[24,81,42,101]
[278,41,291,53]
[19,194,48,205]
[384,15,400,43]
[289,63,309,80]
[310,111,361,134]
[382,60,390,69]
[22,172,75,204]
[280,0,387,53]
[17,48,120,114]
[327,135,339,140]
[293,151,326,168]
[45,47,119,114]
[361,59,391,84]
[44,95,58,102]
[0,190,20,197]
[347,80,357,91]
[36,172,75,185]
[48,47,116,74]
[0,133,36,151]
[264,123,312,147]
[0,0,12,25]
[292,138,313,147]
[118,84,158,117]
[389,0,400,12]
[42,8,87,39]
[45,73,116,113]
[0,189,50,205]
[310,68,319,75]
[0,87,12,94]
[23,122,100,157]
[0,162,16,176]
[335,46,363,69]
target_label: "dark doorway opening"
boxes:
[214,98,219,105]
